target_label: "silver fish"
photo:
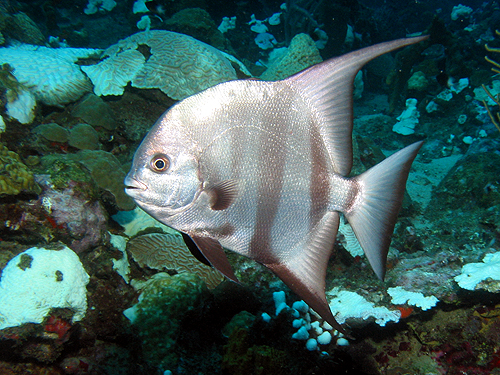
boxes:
[124,36,427,333]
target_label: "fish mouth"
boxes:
[124,176,147,193]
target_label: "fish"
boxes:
[124,36,427,333]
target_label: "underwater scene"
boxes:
[0,0,500,374]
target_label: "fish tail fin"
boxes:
[345,141,423,281]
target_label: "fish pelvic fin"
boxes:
[345,141,424,281]
[188,233,239,283]
[265,212,349,335]
[286,36,428,176]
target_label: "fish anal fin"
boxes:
[266,212,349,335]
[207,179,238,210]
[189,233,239,283]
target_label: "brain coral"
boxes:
[127,231,224,289]
[260,33,323,81]
[0,143,38,195]
[0,44,100,106]
[81,30,247,100]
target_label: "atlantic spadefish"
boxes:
[124,36,427,333]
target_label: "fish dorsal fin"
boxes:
[188,233,239,283]
[286,36,428,176]
[207,179,239,210]
[265,212,348,334]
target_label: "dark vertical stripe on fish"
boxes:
[309,120,330,229]
[249,116,287,264]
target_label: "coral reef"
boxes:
[385,33,428,112]
[0,143,38,195]
[164,7,230,51]
[82,30,247,100]
[127,231,225,289]
[32,123,69,143]
[35,176,109,253]
[0,1,499,374]
[428,139,500,213]
[4,12,45,45]
[124,272,209,371]
[260,33,322,81]
[222,328,288,375]
[70,94,116,131]
[67,123,100,150]
[75,150,135,211]
[0,9,45,46]
[0,63,25,103]
[38,150,135,212]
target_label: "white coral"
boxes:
[338,215,363,257]
[81,49,145,96]
[388,286,438,310]
[454,252,500,291]
[84,0,117,14]
[5,88,36,124]
[0,44,101,107]
[0,246,90,330]
[327,287,401,326]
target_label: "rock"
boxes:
[71,94,116,130]
[32,123,69,143]
[68,123,100,150]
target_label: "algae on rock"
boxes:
[125,273,208,370]
[0,143,39,195]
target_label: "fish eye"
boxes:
[150,154,170,172]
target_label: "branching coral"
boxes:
[482,29,500,133]
[485,30,500,74]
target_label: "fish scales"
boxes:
[172,80,330,262]
[125,36,428,334]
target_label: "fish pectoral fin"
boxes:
[266,212,350,336]
[206,179,239,210]
[188,233,239,283]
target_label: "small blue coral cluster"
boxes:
[270,291,348,351]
